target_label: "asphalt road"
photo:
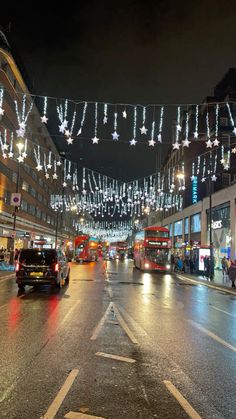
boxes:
[0,259,236,419]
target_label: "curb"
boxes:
[176,273,236,295]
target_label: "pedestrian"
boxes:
[221,256,227,280]
[228,261,236,288]
[14,248,19,262]
[171,253,175,272]
[189,257,194,274]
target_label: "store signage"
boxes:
[212,220,222,230]
[10,193,21,207]
[192,176,198,204]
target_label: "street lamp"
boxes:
[10,141,24,263]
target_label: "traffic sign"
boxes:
[10,193,21,207]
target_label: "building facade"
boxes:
[0,31,76,251]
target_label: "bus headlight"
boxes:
[166,264,171,270]
[144,263,150,269]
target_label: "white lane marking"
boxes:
[90,302,113,340]
[60,300,80,326]
[95,351,136,363]
[177,274,236,295]
[188,320,236,353]
[43,369,79,419]
[163,380,202,419]
[0,273,15,283]
[112,303,138,344]
[210,305,236,318]
[65,411,106,418]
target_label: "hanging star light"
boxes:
[211,174,217,181]
[112,131,119,141]
[64,129,71,137]
[45,173,50,179]
[201,177,206,183]
[172,142,180,150]
[122,109,127,118]
[140,125,148,135]
[92,136,99,144]
[130,138,137,146]
[41,115,48,123]
[40,97,48,123]
[67,137,74,145]
[8,151,14,158]
[17,155,24,163]
[52,173,58,180]
[206,139,213,148]
[36,164,43,171]
[62,181,67,187]
[213,138,220,147]
[148,139,156,146]
[182,138,190,147]
[232,147,236,154]
[0,87,4,115]
[112,112,119,140]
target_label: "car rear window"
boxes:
[19,250,57,265]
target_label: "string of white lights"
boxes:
[130,106,137,145]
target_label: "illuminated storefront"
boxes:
[207,203,231,268]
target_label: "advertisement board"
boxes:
[199,248,210,271]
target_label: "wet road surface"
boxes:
[0,259,236,418]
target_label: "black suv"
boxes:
[16,248,70,290]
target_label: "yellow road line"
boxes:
[90,302,113,340]
[43,369,79,419]
[163,380,202,419]
[95,351,136,363]
[112,303,138,344]
[188,320,236,352]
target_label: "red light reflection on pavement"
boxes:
[8,298,21,333]
[46,295,59,337]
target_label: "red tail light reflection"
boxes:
[54,263,59,272]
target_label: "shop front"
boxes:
[207,203,231,269]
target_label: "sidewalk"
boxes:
[176,269,236,294]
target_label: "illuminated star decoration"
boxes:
[233,127,236,135]
[112,131,119,141]
[22,152,27,159]
[103,116,108,124]
[130,138,137,146]
[47,163,52,169]
[66,174,72,180]
[194,131,198,138]
[182,139,190,147]
[36,164,43,171]
[191,175,195,181]
[140,125,148,135]
[201,177,206,183]
[45,173,50,179]
[8,151,14,158]
[172,142,180,150]
[231,147,236,154]
[206,139,213,148]
[213,138,220,147]
[92,136,99,144]
[148,139,156,147]
[211,175,217,181]
[17,155,24,163]
[62,182,67,187]
[0,107,4,116]
[66,137,74,145]
[64,129,71,137]
[52,173,58,180]
[57,161,62,166]
[41,115,48,124]
[122,110,127,119]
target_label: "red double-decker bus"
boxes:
[134,226,171,272]
[74,235,99,262]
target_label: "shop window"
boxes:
[36,208,41,218]
[30,187,36,198]
[190,213,201,233]
[174,220,182,236]
[184,217,189,234]
[21,200,28,212]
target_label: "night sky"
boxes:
[2,1,236,181]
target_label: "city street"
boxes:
[0,260,236,418]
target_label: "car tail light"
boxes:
[15,262,20,272]
[54,263,59,272]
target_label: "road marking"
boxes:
[210,304,236,318]
[65,411,106,418]
[43,369,79,419]
[90,302,113,340]
[112,303,138,344]
[95,351,136,363]
[188,320,236,353]
[177,274,236,295]
[163,380,202,419]
[0,273,15,281]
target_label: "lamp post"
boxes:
[10,141,24,264]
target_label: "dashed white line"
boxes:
[95,351,136,363]
[164,380,202,419]
[43,369,79,419]
[112,303,138,344]
[65,411,106,418]
[188,319,236,353]
[210,305,236,318]
[90,302,113,340]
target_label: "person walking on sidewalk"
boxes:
[228,261,236,288]
[221,256,227,280]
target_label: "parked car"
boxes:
[16,248,70,290]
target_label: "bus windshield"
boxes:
[145,248,170,264]
[146,230,169,238]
